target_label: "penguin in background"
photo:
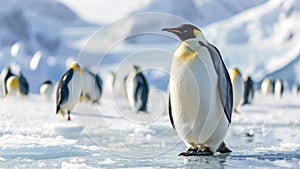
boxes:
[163,24,232,156]
[126,65,149,112]
[1,67,14,97]
[1,67,29,97]
[81,68,103,104]
[40,80,54,100]
[107,71,116,93]
[242,75,255,105]
[6,76,20,96]
[292,82,299,96]
[261,78,273,96]
[274,79,284,98]
[56,62,83,121]
[229,68,244,113]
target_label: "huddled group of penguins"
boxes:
[2,23,300,157]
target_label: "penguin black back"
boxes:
[243,76,254,105]
[2,67,14,96]
[19,72,29,95]
[56,69,73,113]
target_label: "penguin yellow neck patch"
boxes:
[175,44,196,62]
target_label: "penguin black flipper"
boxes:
[19,73,29,95]
[94,74,103,97]
[198,41,233,123]
[56,69,73,113]
[168,94,175,130]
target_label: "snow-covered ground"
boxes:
[0,91,300,168]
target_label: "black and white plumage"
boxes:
[56,62,82,121]
[40,80,53,100]
[229,68,244,113]
[6,76,19,96]
[163,24,232,155]
[81,69,103,104]
[1,67,29,97]
[126,66,149,112]
[274,79,284,98]
[242,76,255,105]
[1,67,14,97]
[19,72,29,96]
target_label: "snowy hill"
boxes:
[126,0,267,43]
[0,0,300,93]
[201,0,300,85]
[258,44,300,88]
[0,0,93,93]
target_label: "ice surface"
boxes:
[0,92,300,168]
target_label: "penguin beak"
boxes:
[162,27,182,34]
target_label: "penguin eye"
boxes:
[183,30,188,33]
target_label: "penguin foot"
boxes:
[179,149,213,156]
[216,142,232,154]
[234,108,240,114]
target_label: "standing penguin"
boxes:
[19,72,29,96]
[56,62,83,121]
[126,65,149,112]
[6,76,19,96]
[261,78,272,96]
[1,67,14,97]
[242,76,254,105]
[81,68,103,104]
[229,68,244,113]
[40,80,54,100]
[274,79,284,98]
[163,24,232,156]
[292,82,299,96]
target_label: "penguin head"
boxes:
[162,24,201,41]
[70,62,82,75]
[133,65,140,71]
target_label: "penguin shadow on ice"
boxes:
[163,24,232,156]
[125,65,149,113]
[56,62,83,121]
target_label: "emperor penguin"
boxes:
[19,72,29,96]
[292,82,299,96]
[6,76,19,96]
[1,67,14,97]
[40,80,53,100]
[274,79,284,98]
[81,68,103,104]
[56,62,83,121]
[126,65,149,112]
[162,24,233,156]
[261,78,272,96]
[242,75,254,105]
[229,68,244,113]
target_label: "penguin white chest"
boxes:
[62,72,82,110]
[170,44,229,152]
[127,73,136,109]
